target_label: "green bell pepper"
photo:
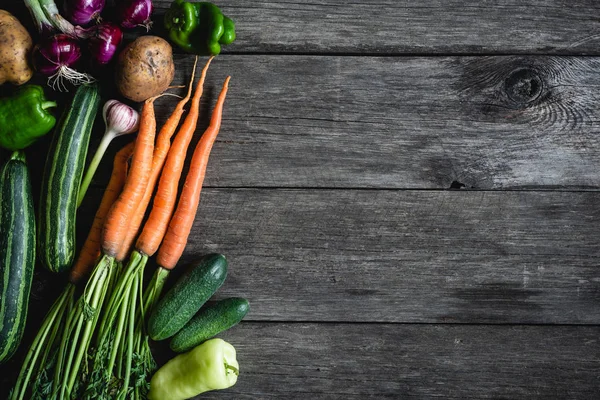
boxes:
[164,0,236,56]
[148,338,239,400]
[0,85,57,151]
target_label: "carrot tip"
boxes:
[200,57,214,75]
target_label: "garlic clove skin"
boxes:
[103,99,140,136]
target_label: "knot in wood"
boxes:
[504,68,543,104]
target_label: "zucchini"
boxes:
[37,83,100,273]
[170,297,249,353]
[0,151,35,363]
[148,253,228,341]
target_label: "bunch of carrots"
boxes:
[10,57,231,400]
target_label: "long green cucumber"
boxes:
[148,254,228,341]
[0,151,36,363]
[37,83,100,273]
[170,297,249,353]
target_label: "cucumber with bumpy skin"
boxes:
[148,253,228,341]
[170,297,249,353]
[37,83,100,273]
[0,151,35,363]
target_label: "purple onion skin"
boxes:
[117,0,153,30]
[63,0,106,25]
[88,23,123,65]
[34,34,82,75]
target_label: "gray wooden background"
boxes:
[2,1,600,398]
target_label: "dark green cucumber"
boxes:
[37,83,100,273]
[148,253,228,341]
[0,151,35,363]
[170,297,249,353]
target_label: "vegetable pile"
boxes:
[0,1,246,399]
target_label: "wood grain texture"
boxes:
[3,321,598,399]
[6,0,600,55]
[152,0,600,55]
[181,323,600,399]
[91,188,600,324]
[2,1,599,398]
[71,54,600,190]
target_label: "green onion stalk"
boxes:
[23,0,83,36]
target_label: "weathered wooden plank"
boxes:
[6,0,600,55]
[152,0,600,55]
[3,26,600,190]
[3,322,598,399]
[185,323,600,399]
[68,188,599,325]
[70,55,600,190]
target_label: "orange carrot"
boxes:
[136,56,214,257]
[157,76,231,269]
[70,142,134,284]
[102,97,157,258]
[115,58,200,262]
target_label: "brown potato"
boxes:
[0,10,34,85]
[116,35,175,102]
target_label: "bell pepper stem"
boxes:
[42,101,57,110]
[225,363,239,376]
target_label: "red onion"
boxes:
[87,22,123,65]
[116,0,153,30]
[34,34,95,91]
[63,0,105,25]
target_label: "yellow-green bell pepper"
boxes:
[148,338,239,400]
